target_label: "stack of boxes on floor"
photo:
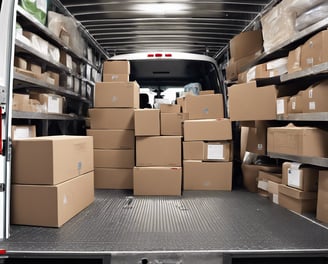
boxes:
[88,61,138,189]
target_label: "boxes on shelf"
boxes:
[23,31,48,56]
[301,80,328,113]
[11,125,36,140]
[60,51,73,70]
[94,168,133,189]
[317,170,328,224]
[30,93,64,114]
[89,108,134,129]
[94,149,135,168]
[255,58,288,79]
[288,92,303,114]
[134,109,160,136]
[87,129,135,149]
[48,43,60,63]
[242,121,270,156]
[103,60,130,74]
[14,57,27,70]
[276,96,289,117]
[161,113,188,136]
[287,46,302,73]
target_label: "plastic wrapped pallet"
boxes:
[20,0,48,25]
[296,2,328,31]
[281,0,325,16]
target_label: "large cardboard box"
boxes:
[94,149,135,168]
[282,162,318,192]
[133,167,182,196]
[94,81,139,108]
[134,109,160,136]
[317,170,328,223]
[278,184,317,214]
[288,92,303,114]
[94,168,133,189]
[184,118,232,141]
[12,136,93,185]
[160,104,181,113]
[267,124,328,157]
[11,171,94,227]
[301,80,328,113]
[103,60,130,74]
[184,94,224,120]
[89,108,134,129]
[103,73,129,83]
[228,82,277,121]
[183,141,232,162]
[183,161,232,191]
[161,113,187,136]
[136,136,181,167]
[87,129,135,149]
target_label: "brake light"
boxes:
[155,53,162,57]
[147,54,154,57]
[165,53,172,57]
[0,249,6,255]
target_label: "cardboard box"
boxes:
[12,136,94,185]
[282,162,318,191]
[133,167,182,196]
[11,171,94,227]
[199,90,214,95]
[161,113,187,136]
[134,109,160,136]
[48,71,60,86]
[160,104,181,113]
[288,46,302,73]
[12,93,30,111]
[60,51,73,69]
[87,129,135,149]
[184,118,232,141]
[317,170,328,223]
[226,58,238,81]
[183,161,232,191]
[136,136,181,167]
[177,97,187,112]
[288,92,303,114]
[34,93,63,114]
[267,181,281,204]
[276,97,289,116]
[94,168,133,189]
[267,124,328,157]
[302,80,328,113]
[103,60,130,74]
[278,184,317,214]
[12,125,36,140]
[94,149,135,168]
[89,108,134,129]
[14,57,27,70]
[244,121,269,155]
[228,82,277,121]
[23,31,49,56]
[103,73,129,82]
[184,94,224,120]
[183,141,232,162]
[258,171,282,195]
[94,81,139,108]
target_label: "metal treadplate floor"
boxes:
[3,190,328,253]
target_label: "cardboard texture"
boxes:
[11,125,36,140]
[11,171,94,227]
[136,136,181,167]
[134,109,160,136]
[244,121,270,155]
[278,184,317,214]
[94,168,133,189]
[94,149,135,168]
[267,124,328,157]
[317,170,328,223]
[267,181,281,194]
[288,92,303,114]
[160,104,181,113]
[288,46,302,73]
[228,82,277,121]
[183,94,224,120]
[276,97,289,116]
[177,97,187,113]
[133,167,182,196]
[199,90,215,95]
[302,80,328,113]
[161,113,187,136]
[87,129,135,149]
[184,118,232,141]
[103,60,130,74]
[103,73,129,82]
[183,161,232,191]
[89,108,134,129]
[12,136,94,185]
[94,81,139,108]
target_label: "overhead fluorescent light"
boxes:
[134,3,190,15]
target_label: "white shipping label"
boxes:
[292,101,296,110]
[257,144,263,150]
[14,128,30,139]
[309,102,316,110]
[288,168,301,188]
[308,89,313,99]
[276,99,285,115]
[269,70,275,78]
[36,0,47,13]
[258,180,268,191]
[207,144,224,160]
[272,194,279,204]
[48,96,60,113]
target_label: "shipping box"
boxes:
[94,81,139,108]
[228,82,277,121]
[136,136,181,167]
[87,129,135,149]
[12,136,93,185]
[94,149,135,168]
[103,60,130,74]
[161,113,187,136]
[183,161,232,191]
[134,109,160,136]
[317,170,328,223]
[30,93,63,114]
[243,121,270,155]
[301,80,328,113]
[276,97,289,116]
[288,92,303,114]
[268,181,281,204]
[257,171,282,194]
[103,73,129,82]
[267,124,328,157]
[184,118,232,141]
[133,167,182,196]
[287,46,302,73]
[12,125,36,140]
[160,104,181,113]
[94,168,133,189]
[89,108,134,129]
[11,171,94,227]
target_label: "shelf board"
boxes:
[12,110,84,121]
[276,112,328,121]
[268,152,328,168]
[281,62,328,82]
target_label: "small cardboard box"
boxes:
[135,109,160,136]
[160,104,181,113]
[243,121,270,156]
[87,129,135,149]
[133,167,182,196]
[89,108,134,129]
[267,124,328,157]
[184,118,232,141]
[136,136,181,167]
[12,136,94,185]
[103,60,130,74]
[34,93,63,114]
[282,162,318,192]
[301,80,328,113]
[160,113,187,136]
[14,57,27,70]
[94,168,133,189]
[103,73,129,82]
[94,149,135,168]
[288,92,303,114]
[317,170,328,223]
[11,171,94,227]
[11,125,36,140]
[94,81,139,108]
[183,161,232,191]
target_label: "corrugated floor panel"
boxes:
[3,190,328,253]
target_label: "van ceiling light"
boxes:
[134,3,190,15]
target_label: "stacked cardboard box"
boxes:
[11,136,94,227]
[134,109,182,195]
[88,60,138,189]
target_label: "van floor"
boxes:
[3,189,328,253]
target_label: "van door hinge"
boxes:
[0,184,5,192]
